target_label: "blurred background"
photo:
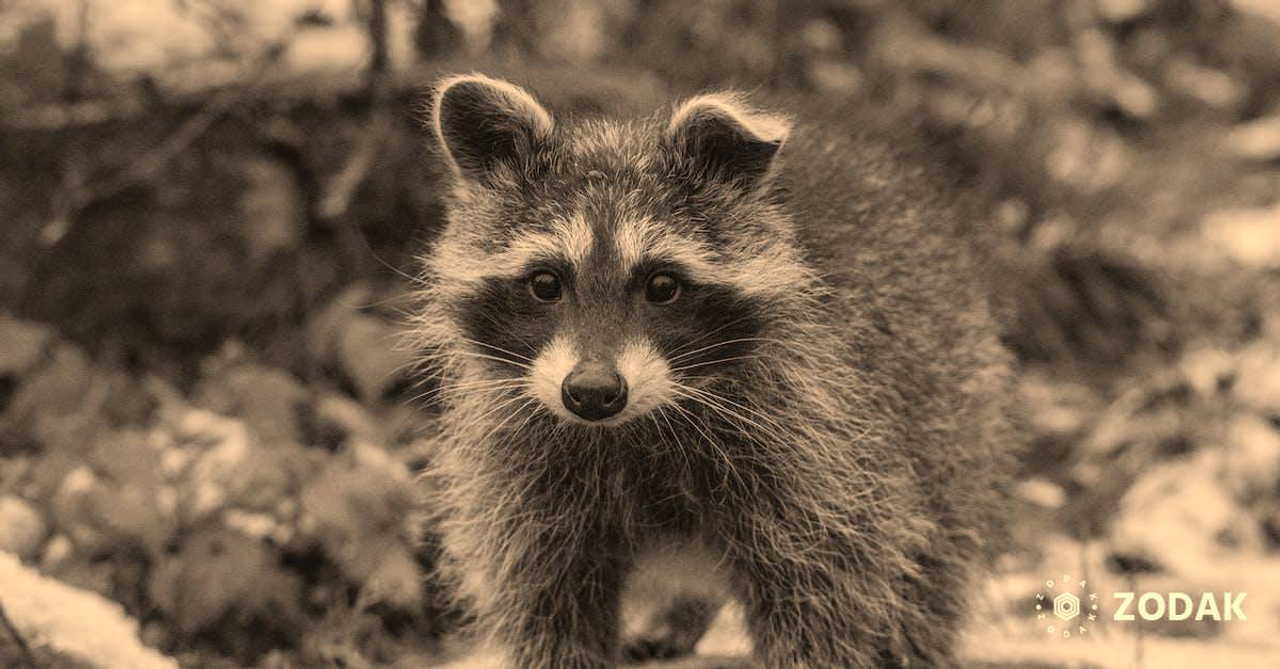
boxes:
[1,1,1280,667]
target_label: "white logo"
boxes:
[1032,575,1248,640]
[1034,575,1098,639]
[1112,592,1246,622]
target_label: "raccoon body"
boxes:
[414,74,1015,668]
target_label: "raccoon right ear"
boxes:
[431,74,554,183]
[665,93,791,193]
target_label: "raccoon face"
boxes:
[427,74,809,427]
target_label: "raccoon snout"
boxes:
[561,360,628,421]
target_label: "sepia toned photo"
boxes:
[2,1,1279,667]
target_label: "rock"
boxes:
[1164,58,1244,110]
[1202,204,1280,269]
[189,481,225,521]
[381,402,439,450]
[800,18,842,53]
[308,392,383,449]
[0,551,180,669]
[1226,115,1280,162]
[4,341,99,453]
[223,509,284,543]
[352,441,412,483]
[1015,478,1068,509]
[99,370,159,426]
[0,495,46,558]
[238,157,303,265]
[1232,0,1280,26]
[1109,450,1263,582]
[1019,373,1100,438]
[1076,29,1159,121]
[300,453,416,584]
[172,407,242,446]
[191,420,252,483]
[50,467,108,553]
[0,315,53,376]
[224,440,313,513]
[87,429,164,492]
[1045,118,1131,193]
[1095,0,1150,23]
[16,343,93,418]
[1234,338,1280,411]
[48,438,176,556]
[1222,414,1280,497]
[806,59,863,96]
[0,454,32,493]
[308,285,415,404]
[148,528,304,658]
[1180,346,1237,397]
[305,285,365,364]
[160,446,193,478]
[93,482,178,557]
[337,312,412,404]
[181,418,252,521]
[360,543,423,609]
[195,359,309,444]
[40,534,73,570]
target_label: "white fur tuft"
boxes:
[666,92,792,145]
[525,335,674,427]
[614,337,675,423]
[553,210,595,267]
[528,334,578,422]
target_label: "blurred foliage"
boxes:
[2,0,1280,666]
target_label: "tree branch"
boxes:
[0,600,36,669]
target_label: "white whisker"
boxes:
[459,336,537,363]
[449,350,534,371]
[668,337,786,364]
[670,355,766,372]
[664,399,739,492]
[665,315,760,358]
[671,383,790,443]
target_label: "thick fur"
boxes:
[412,75,1016,668]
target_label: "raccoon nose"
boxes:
[561,360,628,421]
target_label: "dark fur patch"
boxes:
[457,274,563,371]
[459,241,767,380]
[644,280,766,378]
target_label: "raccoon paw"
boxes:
[621,627,699,663]
[620,597,717,664]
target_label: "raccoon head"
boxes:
[423,74,814,428]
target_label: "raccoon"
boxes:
[412,73,1016,669]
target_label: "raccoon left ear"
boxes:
[665,93,791,192]
[431,73,554,184]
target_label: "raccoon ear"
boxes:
[431,74,554,183]
[665,93,790,192]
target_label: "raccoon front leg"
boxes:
[730,563,881,668]
[731,553,963,669]
[475,528,630,669]
[720,515,944,669]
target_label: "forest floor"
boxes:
[4,2,1280,667]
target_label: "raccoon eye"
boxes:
[528,271,562,302]
[645,272,681,304]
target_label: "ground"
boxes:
[2,1,1280,667]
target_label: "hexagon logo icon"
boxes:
[1034,574,1098,639]
[1054,592,1081,621]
